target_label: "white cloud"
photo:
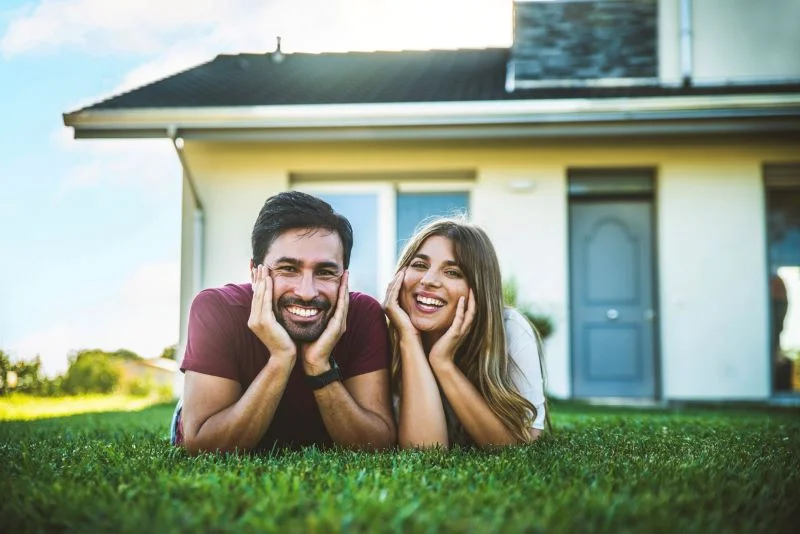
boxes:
[3,0,511,59]
[8,261,180,376]
[1,0,258,57]
[60,139,179,197]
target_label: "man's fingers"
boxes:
[251,266,264,315]
[332,271,350,331]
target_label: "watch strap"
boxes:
[305,358,341,390]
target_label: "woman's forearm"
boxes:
[430,359,521,448]
[397,337,449,448]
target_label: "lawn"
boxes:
[1,398,798,533]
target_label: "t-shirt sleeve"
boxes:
[337,292,391,379]
[505,308,547,430]
[180,289,241,383]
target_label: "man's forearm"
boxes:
[313,383,396,450]
[186,356,294,454]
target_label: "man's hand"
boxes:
[301,271,350,375]
[429,289,476,365]
[248,264,296,362]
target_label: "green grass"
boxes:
[0,393,167,421]
[1,399,798,533]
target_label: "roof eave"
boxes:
[63,94,800,141]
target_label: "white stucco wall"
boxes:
[177,137,798,401]
[660,0,800,84]
[659,157,770,399]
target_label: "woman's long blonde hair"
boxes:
[390,216,540,443]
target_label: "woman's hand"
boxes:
[383,269,419,341]
[429,289,476,365]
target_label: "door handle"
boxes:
[606,309,619,320]
[644,309,655,321]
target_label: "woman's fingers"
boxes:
[383,270,403,309]
[462,290,477,332]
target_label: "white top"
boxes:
[504,307,547,430]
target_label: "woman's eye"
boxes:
[409,261,427,270]
[445,269,463,278]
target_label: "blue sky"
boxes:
[0,0,511,375]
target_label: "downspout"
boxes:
[680,0,693,86]
[167,126,205,294]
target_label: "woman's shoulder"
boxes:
[503,307,535,337]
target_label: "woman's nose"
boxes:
[420,270,441,287]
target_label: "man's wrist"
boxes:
[304,357,342,390]
[302,360,331,376]
[268,349,297,368]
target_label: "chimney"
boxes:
[507,0,658,92]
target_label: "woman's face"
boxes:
[400,235,471,338]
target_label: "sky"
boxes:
[0,0,513,375]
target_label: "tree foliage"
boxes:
[159,345,178,361]
[61,350,122,395]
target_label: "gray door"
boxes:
[570,201,656,398]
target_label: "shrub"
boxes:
[61,350,122,395]
[502,277,555,340]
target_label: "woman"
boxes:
[384,217,547,449]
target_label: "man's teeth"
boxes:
[417,295,445,307]
[287,306,320,318]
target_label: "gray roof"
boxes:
[73,48,800,113]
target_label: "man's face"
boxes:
[260,228,345,343]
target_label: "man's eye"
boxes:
[316,270,341,281]
[273,266,299,275]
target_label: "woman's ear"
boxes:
[249,259,255,282]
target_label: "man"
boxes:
[171,191,396,453]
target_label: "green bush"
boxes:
[126,378,153,397]
[61,350,122,395]
[502,277,555,340]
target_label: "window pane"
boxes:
[317,193,379,297]
[396,192,469,258]
[767,188,800,393]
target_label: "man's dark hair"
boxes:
[251,191,354,268]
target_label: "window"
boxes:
[765,164,800,394]
[293,174,472,299]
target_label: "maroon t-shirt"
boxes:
[180,283,390,450]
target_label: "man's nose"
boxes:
[291,270,319,301]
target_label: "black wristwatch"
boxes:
[305,358,342,390]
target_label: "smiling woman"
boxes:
[384,216,548,450]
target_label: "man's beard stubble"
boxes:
[275,295,332,343]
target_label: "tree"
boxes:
[159,344,178,361]
[0,349,10,395]
[62,350,122,395]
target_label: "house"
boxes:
[63,0,800,402]
[118,358,180,397]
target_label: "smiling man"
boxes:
[171,191,396,454]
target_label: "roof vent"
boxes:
[271,36,285,64]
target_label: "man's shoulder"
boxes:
[193,283,253,309]
[348,291,381,309]
[344,291,386,332]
